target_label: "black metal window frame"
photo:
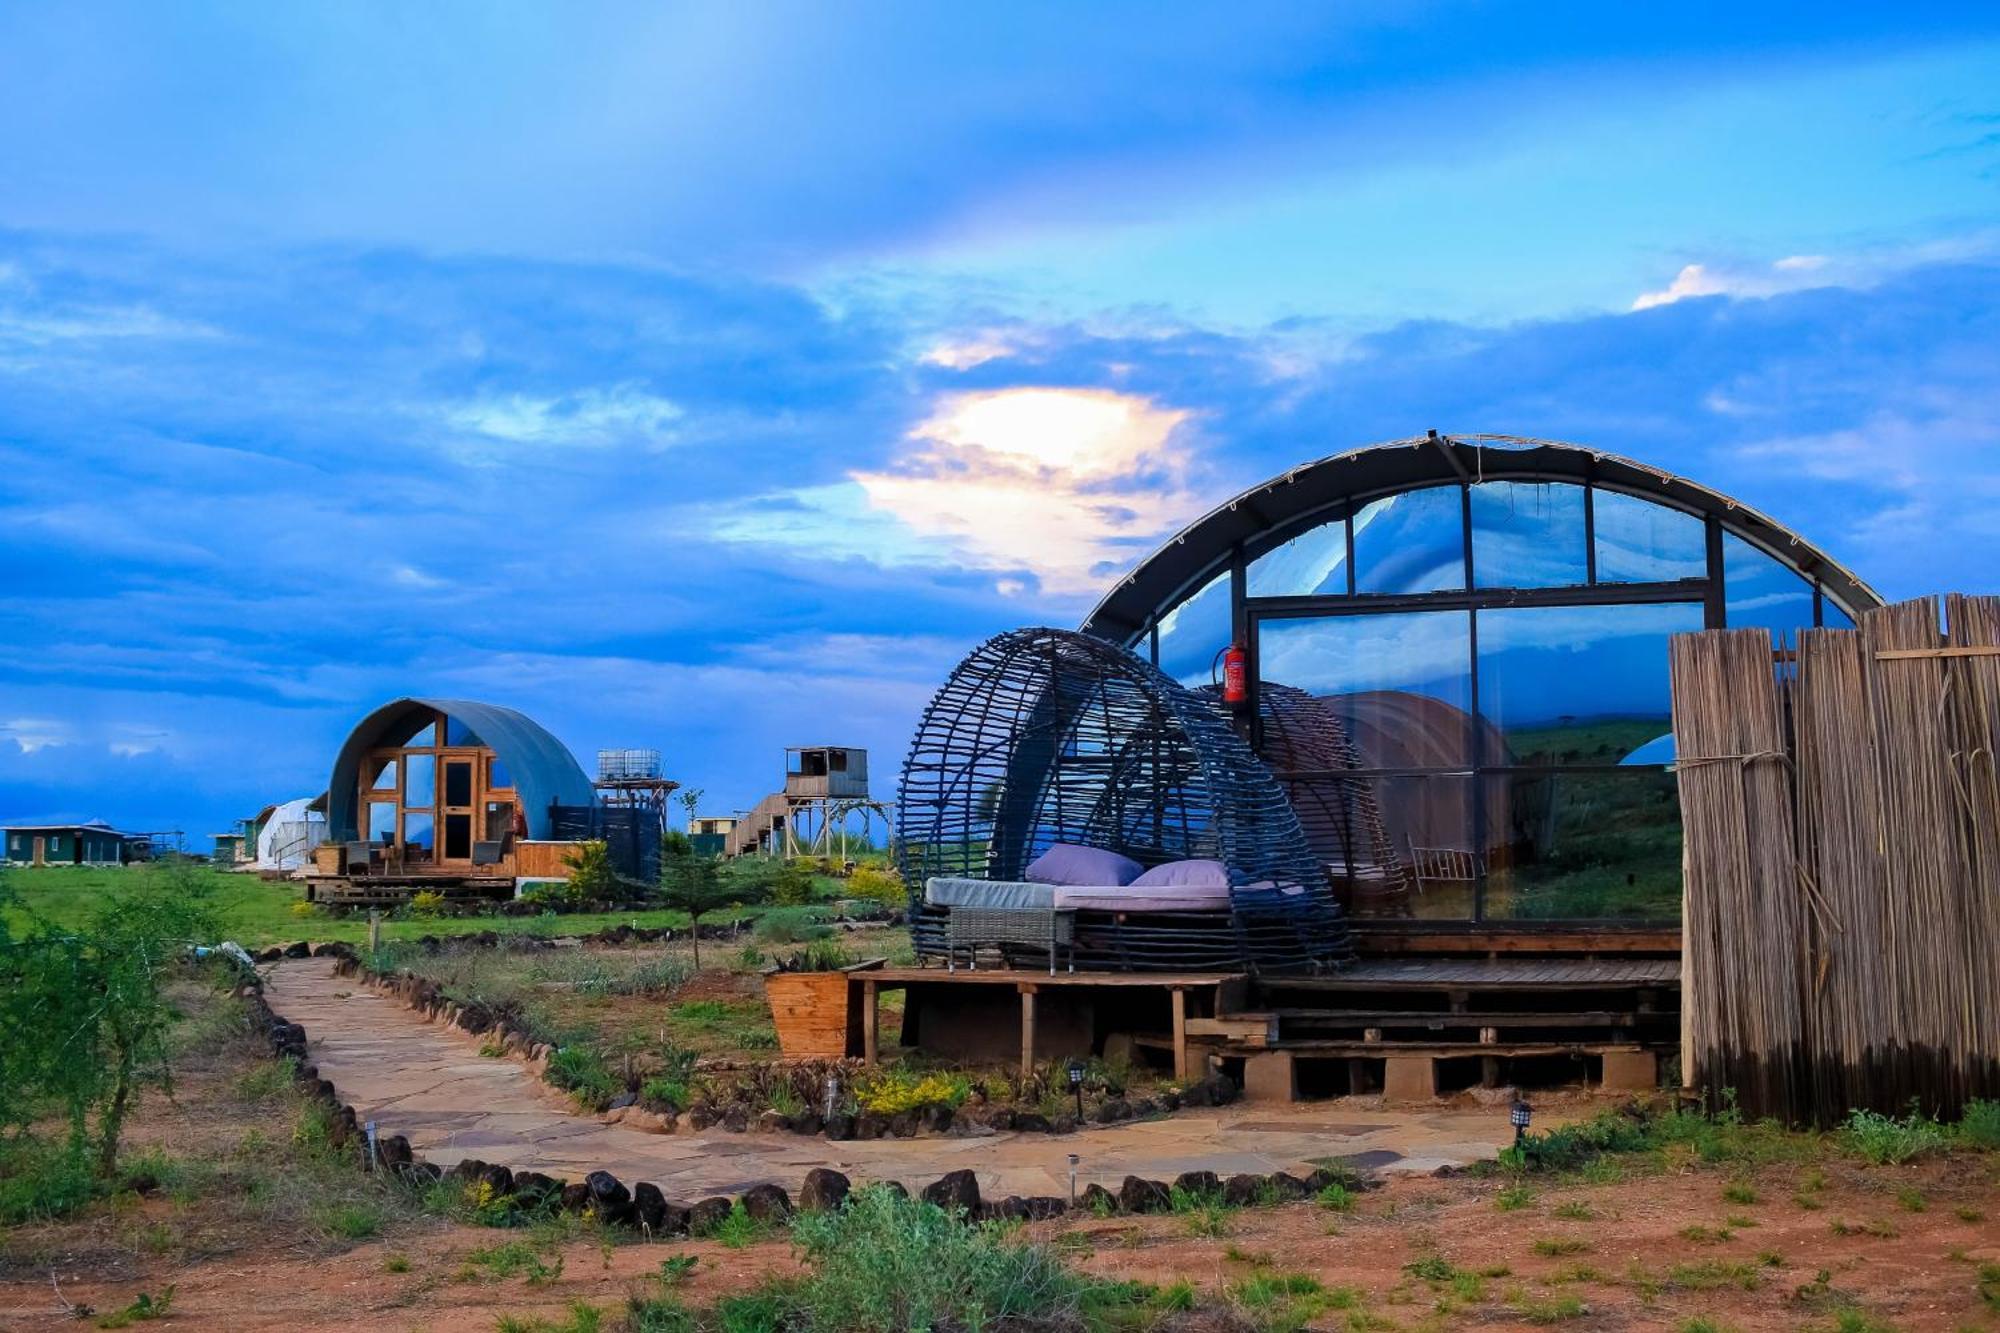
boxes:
[1140,476,1846,928]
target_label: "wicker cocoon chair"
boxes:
[894,626,1354,974]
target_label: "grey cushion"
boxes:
[925,877,1057,910]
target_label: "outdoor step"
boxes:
[1186,1013,1279,1043]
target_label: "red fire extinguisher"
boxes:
[1221,642,1248,707]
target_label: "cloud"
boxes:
[443,383,685,453]
[1631,234,2000,311]
[720,385,1209,599]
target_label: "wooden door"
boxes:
[439,753,478,865]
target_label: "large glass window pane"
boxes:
[369,758,398,792]
[1470,481,1587,588]
[444,813,472,860]
[1155,571,1232,687]
[368,801,397,841]
[1481,769,1682,921]
[404,753,435,808]
[403,813,433,854]
[1259,611,1474,765]
[1247,517,1348,596]
[1281,772,1474,920]
[1594,490,1706,583]
[401,718,436,747]
[1352,486,1464,594]
[490,755,514,790]
[1476,603,1703,766]
[1723,533,1815,641]
[445,715,483,746]
[444,759,473,807]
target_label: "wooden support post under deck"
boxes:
[862,979,879,1065]
[1170,988,1189,1083]
[1019,984,1037,1076]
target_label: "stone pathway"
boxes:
[266,958,1517,1200]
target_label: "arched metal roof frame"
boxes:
[1082,433,1883,644]
[326,697,595,842]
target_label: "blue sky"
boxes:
[2,3,1997,844]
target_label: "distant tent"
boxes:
[255,795,326,870]
[1620,733,1676,766]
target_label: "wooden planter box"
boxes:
[765,962,880,1058]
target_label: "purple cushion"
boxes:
[1129,858,1230,889]
[1023,842,1142,887]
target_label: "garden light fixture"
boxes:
[1510,1100,1533,1147]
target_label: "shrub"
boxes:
[316,1201,383,1240]
[844,866,906,907]
[1958,1099,2000,1150]
[797,938,852,972]
[562,841,620,901]
[754,909,831,945]
[770,860,817,907]
[1843,1107,1948,1165]
[407,889,447,919]
[853,1069,972,1116]
[777,1185,1099,1330]
[0,869,220,1186]
[545,1047,620,1110]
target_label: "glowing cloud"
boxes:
[714,385,1205,599]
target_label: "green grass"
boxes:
[0,864,785,948]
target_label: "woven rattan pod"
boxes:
[895,627,1352,973]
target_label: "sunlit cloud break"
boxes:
[715,386,1205,599]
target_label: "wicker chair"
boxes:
[895,626,1353,974]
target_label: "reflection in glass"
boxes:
[403,813,433,853]
[1248,517,1348,596]
[445,715,483,746]
[1155,571,1231,687]
[404,753,435,808]
[1259,612,1474,767]
[1594,489,1705,582]
[1723,533,1815,642]
[402,720,436,747]
[1476,603,1704,765]
[484,801,514,840]
[1470,482,1587,588]
[1480,769,1682,921]
[1279,773,1477,920]
[370,759,399,792]
[368,802,397,841]
[1352,486,1464,594]
[490,756,514,790]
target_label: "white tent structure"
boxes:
[255,796,326,871]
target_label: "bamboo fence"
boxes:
[1672,596,2000,1124]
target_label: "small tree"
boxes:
[676,787,705,831]
[658,831,760,968]
[0,864,218,1182]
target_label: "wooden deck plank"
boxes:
[861,967,1245,988]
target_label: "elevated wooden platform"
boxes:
[1272,958,1680,991]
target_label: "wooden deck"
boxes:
[1270,958,1680,991]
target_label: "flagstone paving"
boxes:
[266,957,1520,1201]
